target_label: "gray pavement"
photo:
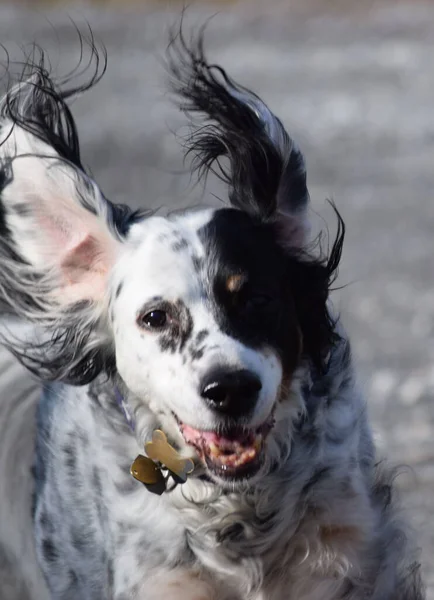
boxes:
[0,0,433,596]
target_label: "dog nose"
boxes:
[200,369,262,417]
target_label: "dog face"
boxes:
[0,32,343,486]
[111,208,302,482]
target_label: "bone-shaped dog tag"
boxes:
[145,430,194,483]
[130,455,166,495]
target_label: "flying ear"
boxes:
[0,122,121,304]
[0,124,121,304]
[0,55,134,383]
[167,28,310,248]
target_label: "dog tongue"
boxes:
[181,424,249,446]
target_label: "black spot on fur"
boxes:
[188,329,209,361]
[42,537,57,563]
[156,299,194,354]
[192,255,203,272]
[178,303,193,350]
[107,560,114,591]
[294,419,320,448]
[171,237,189,252]
[11,202,31,217]
[63,444,77,472]
[115,282,123,299]
[39,511,54,535]
[71,527,87,551]
[158,335,178,353]
[69,569,79,586]
[189,346,204,361]
[195,329,209,344]
[301,466,332,496]
[216,522,245,543]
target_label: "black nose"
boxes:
[200,369,262,417]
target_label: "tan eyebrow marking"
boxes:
[226,273,246,293]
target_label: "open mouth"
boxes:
[176,415,275,480]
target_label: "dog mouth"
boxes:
[176,415,275,480]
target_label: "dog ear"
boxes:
[0,124,121,304]
[0,55,133,383]
[167,28,309,248]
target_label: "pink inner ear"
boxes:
[61,235,107,281]
[60,231,118,303]
[36,207,119,304]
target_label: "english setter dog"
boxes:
[0,28,424,600]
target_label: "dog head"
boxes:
[0,32,343,487]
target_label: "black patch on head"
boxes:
[199,208,343,373]
[199,209,301,374]
[42,537,57,563]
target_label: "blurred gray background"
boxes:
[0,0,433,596]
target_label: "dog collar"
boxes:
[114,388,194,495]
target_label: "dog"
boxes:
[0,28,425,600]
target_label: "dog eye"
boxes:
[138,310,168,330]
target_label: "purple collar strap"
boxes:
[114,387,136,432]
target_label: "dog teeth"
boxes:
[209,442,220,456]
[213,446,259,467]
[183,426,266,470]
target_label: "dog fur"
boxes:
[0,28,425,600]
